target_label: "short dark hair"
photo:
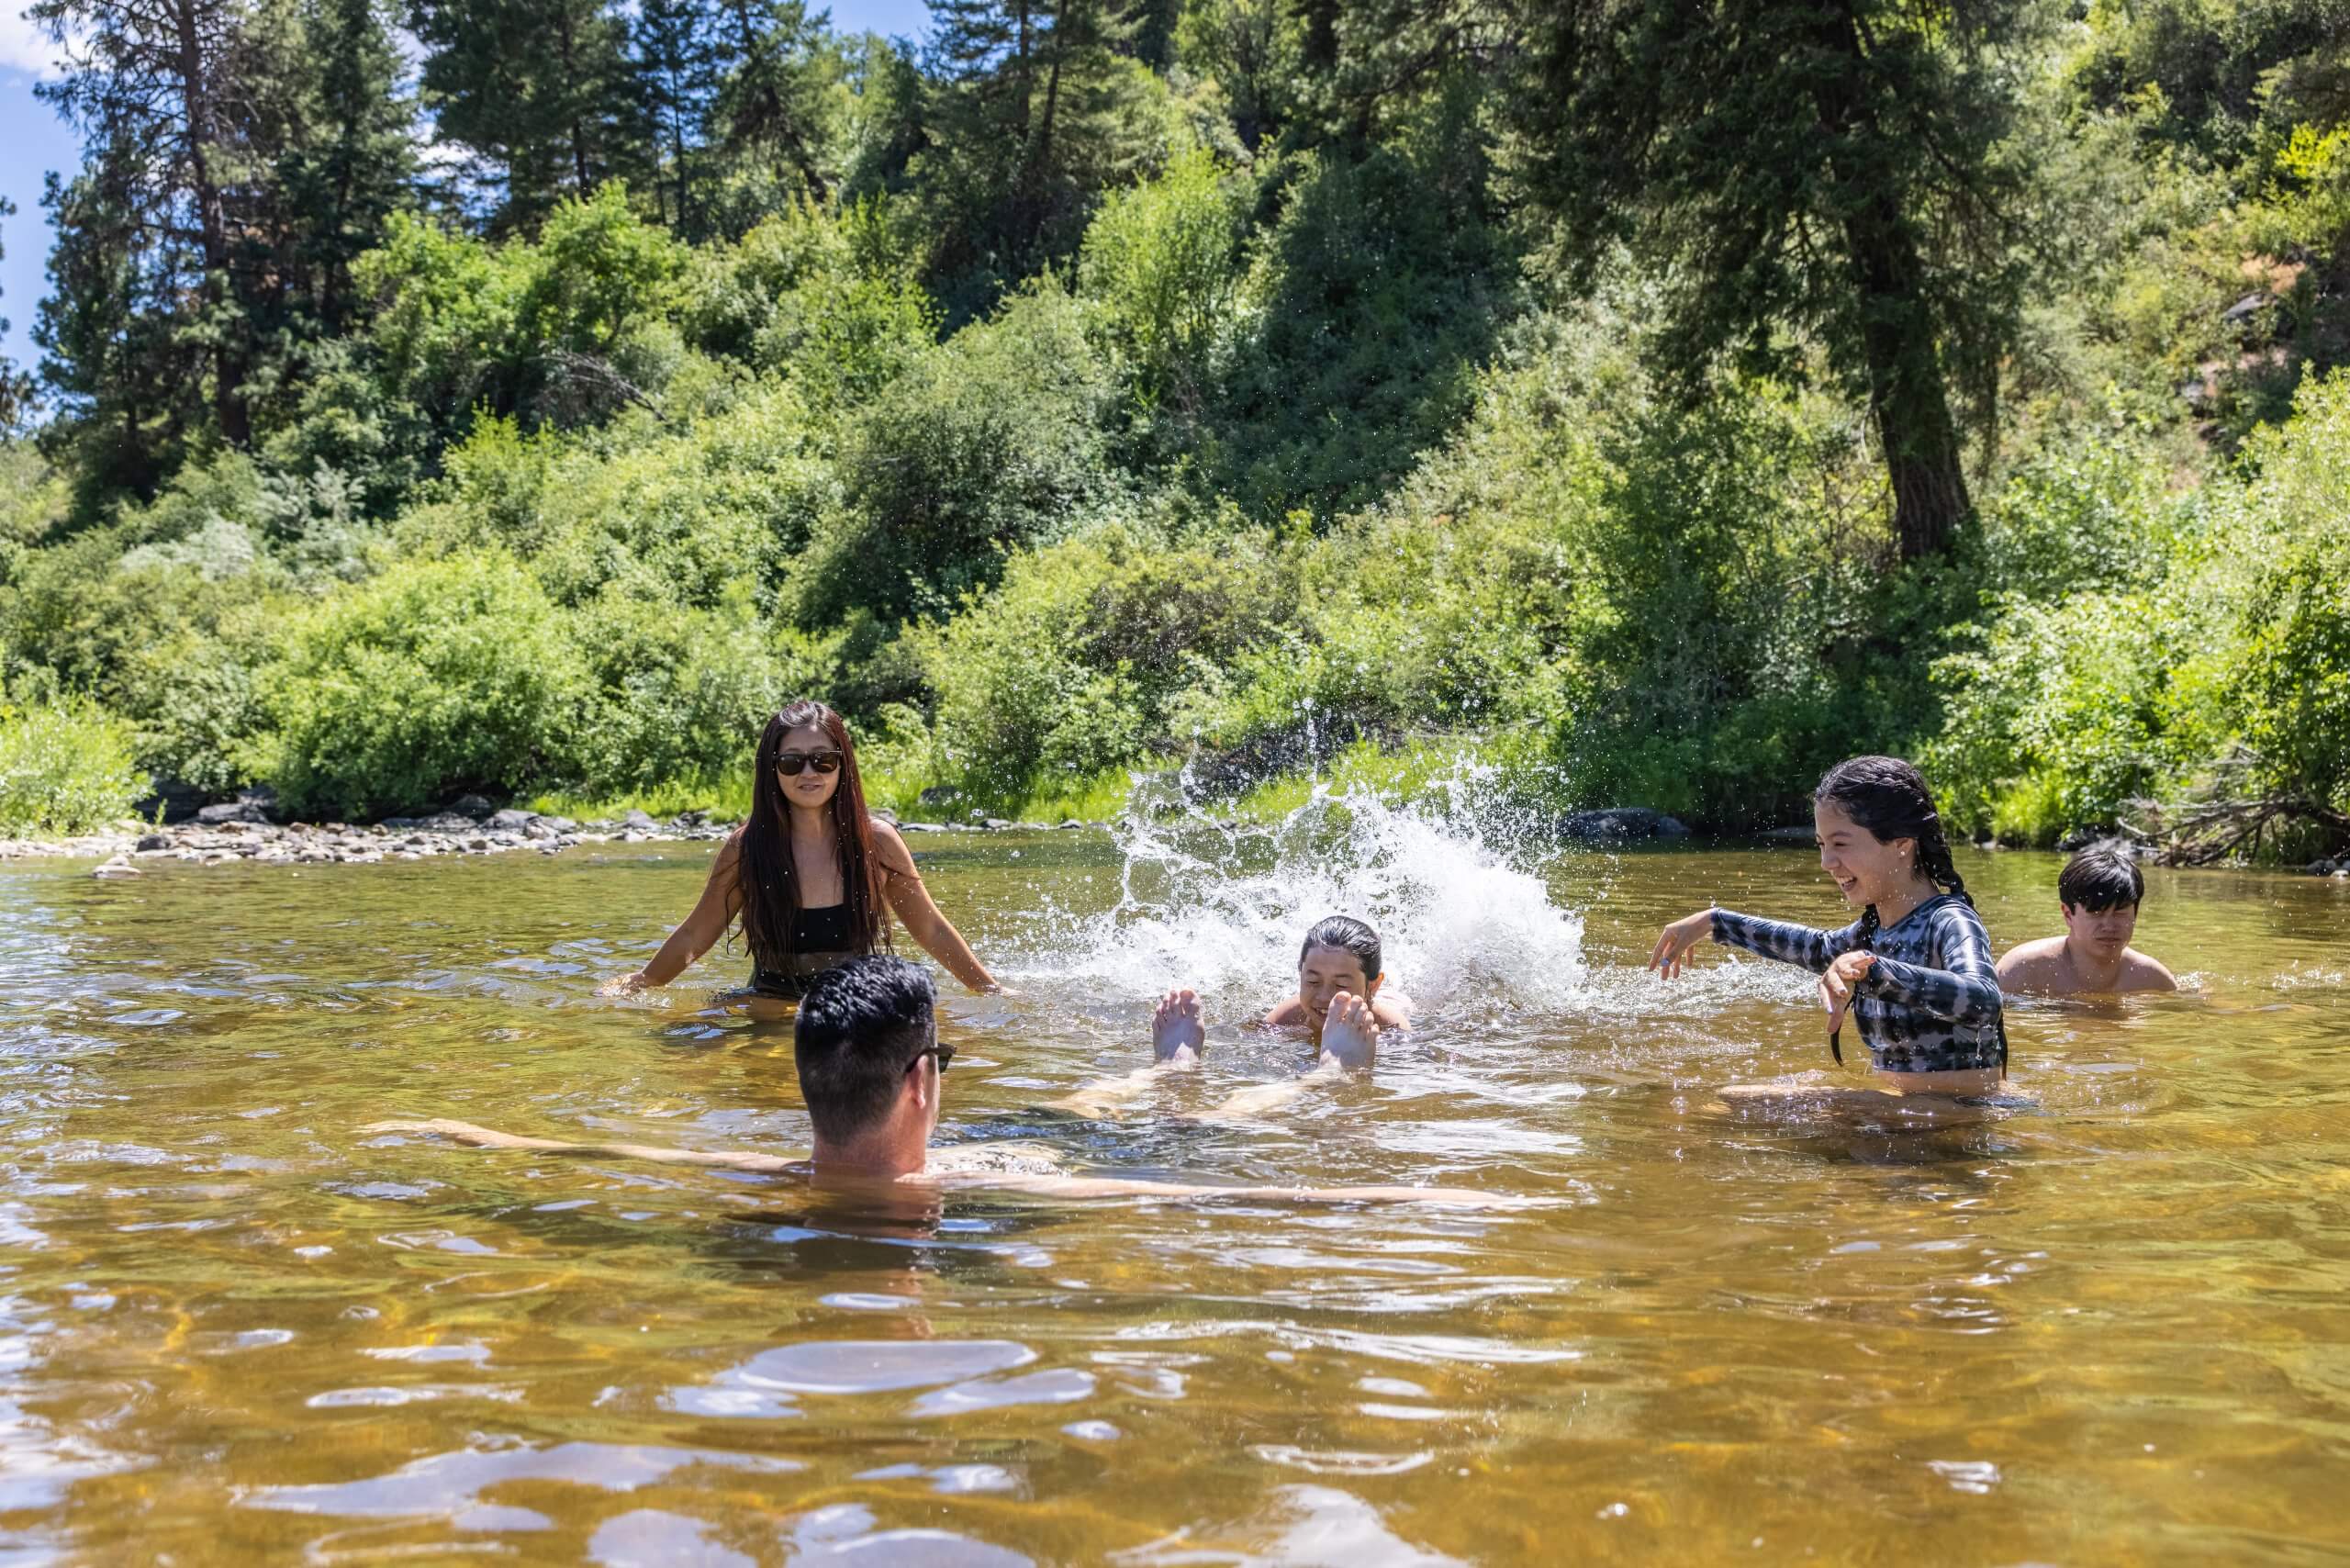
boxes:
[2059,842,2144,913]
[1299,915,1381,981]
[793,956,935,1143]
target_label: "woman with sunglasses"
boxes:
[605,700,1003,1013]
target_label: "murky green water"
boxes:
[1,806,2346,1562]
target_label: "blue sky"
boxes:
[0,0,930,372]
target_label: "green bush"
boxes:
[568,589,787,794]
[912,520,1294,794]
[0,700,144,834]
[1080,146,1246,405]
[789,281,1115,626]
[2238,528,2350,812]
[254,553,593,817]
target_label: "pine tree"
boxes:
[0,196,29,431]
[411,0,637,230]
[33,0,255,447]
[633,0,724,234]
[280,0,417,333]
[1504,0,2034,559]
[712,0,834,203]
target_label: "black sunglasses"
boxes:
[906,1040,955,1073]
[775,750,843,777]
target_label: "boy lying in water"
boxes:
[1061,914,1409,1118]
[374,956,1519,1210]
[1996,841,2177,996]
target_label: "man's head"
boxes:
[794,957,944,1148]
[2058,842,2144,959]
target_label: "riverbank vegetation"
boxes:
[1,0,2346,858]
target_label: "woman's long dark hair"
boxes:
[1813,756,2005,1072]
[735,701,890,972]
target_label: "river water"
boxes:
[1,780,2345,1562]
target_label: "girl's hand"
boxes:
[1818,950,1876,1037]
[1648,910,1715,980]
[599,971,650,997]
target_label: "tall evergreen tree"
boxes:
[279,0,417,333]
[633,0,725,234]
[0,196,30,431]
[1503,0,2034,560]
[32,0,256,447]
[917,0,1152,298]
[34,150,208,497]
[713,0,834,203]
[410,0,637,230]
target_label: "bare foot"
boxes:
[1152,989,1205,1067]
[1317,992,1378,1072]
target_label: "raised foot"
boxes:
[1317,991,1379,1072]
[1152,988,1205,1066]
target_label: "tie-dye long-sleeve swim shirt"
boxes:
[1709,894,2006,1073]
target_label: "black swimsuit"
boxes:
[748,904,857,1000]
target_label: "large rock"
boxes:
[487,809,537,832]
[1560,808,1690,844]
[621,808,659,830]
[448,793,497,819]
[197,798,271,826]
[134,778,207,824]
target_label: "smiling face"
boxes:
[774,723,845,814]
[1298,945,1382,1028]
[1814,800,1918,910]
[2062,896,2138,961]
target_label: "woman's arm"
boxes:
[1859,906,2004,1025]
[872,821,1001,993]
[609,833,743,991]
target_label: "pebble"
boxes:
[8,809,1114,873]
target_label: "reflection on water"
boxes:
[0,778,2344,1562]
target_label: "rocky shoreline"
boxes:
[0,803,1119,878]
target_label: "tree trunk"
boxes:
[1809,0,1968,560]
[556,4,592,193]
[171,0,245,445]
[727,0,829,201]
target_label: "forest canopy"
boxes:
[1,0,2346,861]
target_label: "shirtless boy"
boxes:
[1997,841,2177,996]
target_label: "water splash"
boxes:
[1010,753,1588,1022]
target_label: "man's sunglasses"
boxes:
[906,1041,955,1073]
[775,750,843,777]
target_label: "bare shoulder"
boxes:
[2121,948,2179,992]
[867,817,917,876]
[1263,996,1309,1026]
[1995,936,2066,990]
[1372,992,1413,1029]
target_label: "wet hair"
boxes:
[1299,915,1382,982]
[1814,756,1972,917]
[2059,842,2143,913]
[736,700,891,973]
[1813,756,2005,1072]
[793,956,936,1143]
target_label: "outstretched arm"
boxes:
[873,822,1001,993]
[607,833,744,992]
[956,1170,1552,1208]
[364,1117,798,1174]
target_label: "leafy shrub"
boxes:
[789,281,1115,626]
[1080,145,1246,405]
[254,553,592,817]
[568,589,786,793]
[912,520,1293,793]
[0,700,144,834]
[2237,527,2350,812]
